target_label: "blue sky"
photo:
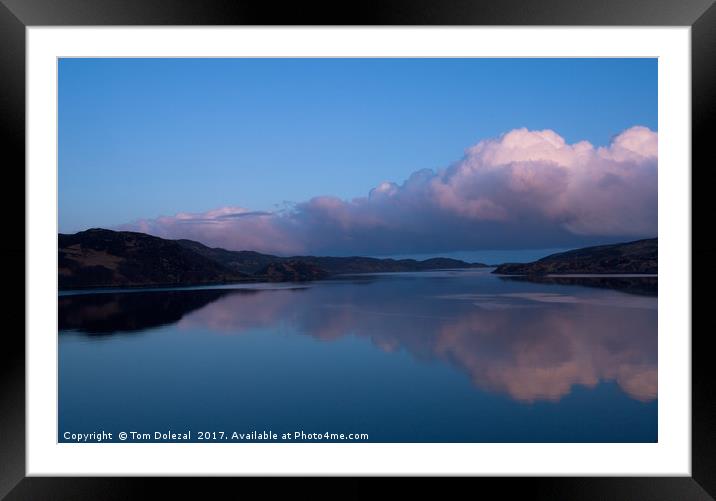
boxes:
[59,58,657,259]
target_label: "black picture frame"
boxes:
[1,0,712,498]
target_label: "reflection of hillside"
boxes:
[175,285,657,403]
[499,275,657,296]
[59,289,245,334]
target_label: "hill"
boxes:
[175,239,486,275]
[59,229,486,289]
[59,229,248,289]
[493,238,657,275]
[257,260,331,282]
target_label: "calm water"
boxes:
[58,269,657,443]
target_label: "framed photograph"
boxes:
[2,0,713,498]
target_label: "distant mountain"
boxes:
[175,238,487,275]
[59,229,248,289]
[283,255,487,275]
[493,238,657,275]
[59,229,487,290]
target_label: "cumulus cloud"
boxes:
[118,126,657,255]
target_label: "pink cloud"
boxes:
[118,126,657,255]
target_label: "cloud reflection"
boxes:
[175,282,656,402]
[59,277,657,403]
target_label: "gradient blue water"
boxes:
[58,269,657,442]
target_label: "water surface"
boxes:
[59,269,657,442]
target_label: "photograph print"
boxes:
[58,58,657,444]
